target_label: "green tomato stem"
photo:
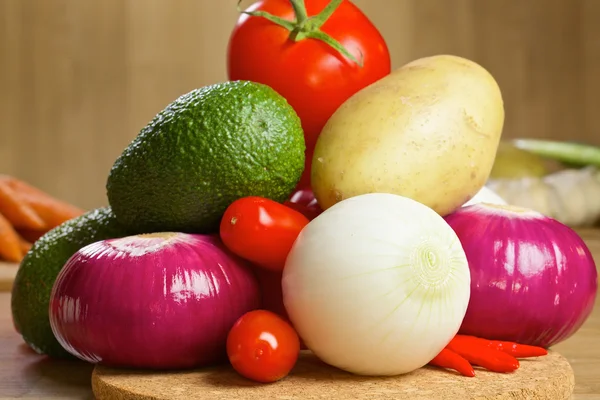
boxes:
[290,0,308,23]
[237,0,296,30]
[512,138,600,168]
[305,0,343,30]
[237,0,363,67]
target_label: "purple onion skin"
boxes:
[444,203,598,348]
[49,233,261,370]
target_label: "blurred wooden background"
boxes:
[1,0,599,210]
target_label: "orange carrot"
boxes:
[0,212,24,262]
[2,177,85,229]
[0,181,47,230]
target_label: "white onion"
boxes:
[282,193,471,376]
[462,186,507,207]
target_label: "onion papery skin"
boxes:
[49,232,261,370]
[282,193,471,376]
[445,203,598,348]
[462,186,507,207]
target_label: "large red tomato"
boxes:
[227,0,391,187]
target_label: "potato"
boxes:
[311,54,505,215]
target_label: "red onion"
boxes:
[444,203,598,348]
[49,232,261,369]
[284,188,323,221]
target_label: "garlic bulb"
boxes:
[462,187,507,207]
[487,167,600,227]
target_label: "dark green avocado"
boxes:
[11,206,132,358]
[106,80,305,234]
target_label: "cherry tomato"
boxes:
[220,196,309,271]
[227,0,391,187]
[284,188,323,220]
[253,269,310,350]
[227,309,300,383]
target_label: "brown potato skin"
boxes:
[311,54,505,216]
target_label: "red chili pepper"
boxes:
[487,340,548,358]
[454,335,548,358]
[428,348,475,377]
[446,336,520,373]
[429,334,548,377]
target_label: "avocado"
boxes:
[106,80,305,234]
[11,207,131,358]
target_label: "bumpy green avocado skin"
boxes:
[11,207,132,359]
[106,80,306,234]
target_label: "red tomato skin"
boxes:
[220,196,309,271]
[227,309,300,383]
[227,0,391,187]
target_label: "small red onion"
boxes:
[284,188,323,221]
[444,203,598,348]
[49,232,261,369]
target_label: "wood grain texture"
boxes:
[0,292,96,399]
[1,0,599,210]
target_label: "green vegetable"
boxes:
[106,80,305,234]
[11,207,131,358]
[512,138,600,168]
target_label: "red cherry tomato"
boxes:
[227,310,300,383]
[253,269,309,350]
[220,196,309,271]
[227,0,391,187]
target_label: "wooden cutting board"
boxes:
[92,228,600,400]
[0,262,18,292]
[26,228,600,399]
[92,350,575,400]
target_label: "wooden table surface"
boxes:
[1,231,599,400]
